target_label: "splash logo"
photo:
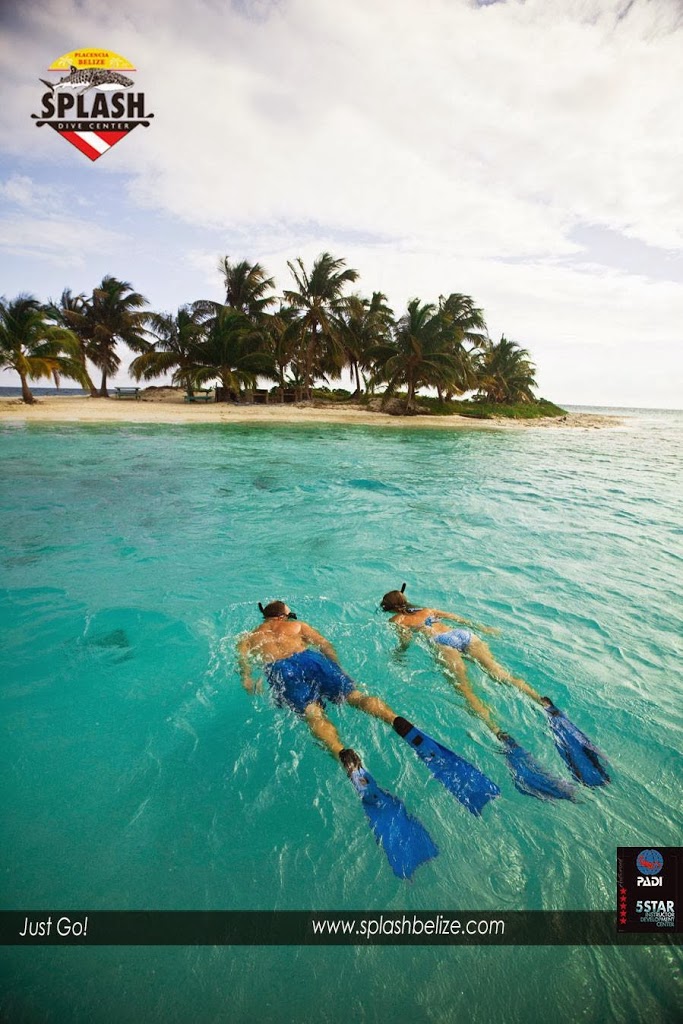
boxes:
[31,48,153,161]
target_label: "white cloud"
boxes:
[0,175,38,207]
[0,173,127,266]
[0,213,126,266]
[4,0,681,250]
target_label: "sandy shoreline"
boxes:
[0,395,620,430]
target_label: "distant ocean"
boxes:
[0,387,90,397]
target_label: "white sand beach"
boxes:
[0,393,620,429]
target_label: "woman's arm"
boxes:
[434,609,500,636]
[390,619,414,659]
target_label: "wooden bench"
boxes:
[184,389,214,403]
[114,387,140,400]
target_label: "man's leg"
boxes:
[302,702,362,773]
[303,702,344,755]
[467,637,544,705]
[436,647,503,737]
[346,689,396,725]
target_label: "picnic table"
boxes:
[114,387,141,400]
[184,389,214,403]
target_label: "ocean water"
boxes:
[0,388,89,397]
[1,410,681,1022]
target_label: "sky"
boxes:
[1,0,682,407]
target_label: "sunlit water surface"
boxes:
[1,409,681,1022]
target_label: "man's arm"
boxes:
[299,622,339,662]
[237,633,262,693]
[434,609,500,636]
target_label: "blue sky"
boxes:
[1,0,682,406]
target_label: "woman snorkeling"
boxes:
[381,584,610,798]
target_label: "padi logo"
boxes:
[31,48,153,161]
[636,848,664,885]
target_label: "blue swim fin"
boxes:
[349,768,439,880]
[393,717,500,816]
[543,701,610,787]
[499,734,576,801]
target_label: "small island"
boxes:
[1,252,608,426]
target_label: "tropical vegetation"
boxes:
[0,294,88,404]
[1,253,561,416]
[283,252,359,398]
[476,335,538,404]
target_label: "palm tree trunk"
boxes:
[306,323,316,399]
[78,349,97,396]
[98,369,109,398]
[352,359,362,397]
[405,376,415,413]
[19,372,35,404]
[221,370,237,403]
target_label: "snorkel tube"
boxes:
[400,582,422,613]
[380,583,421,614]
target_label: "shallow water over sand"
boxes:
[1,411,681,1022]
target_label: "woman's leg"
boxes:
[436,648,503,738]
[468,637,544,704]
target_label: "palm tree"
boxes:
[283,252,359,398]
[436,293,488,400]
[0,294,88,403]
[371,298,465,412]
[218,257,276,320]
[129,304,206,394]
[337,292,394,397]
[191,303,276,397]
[476,335,538,403]
[48,288,98,396]
[84,276,149,397]
[259,305,300,399]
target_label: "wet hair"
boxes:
[260,600,288,618]
[381,589,409,612]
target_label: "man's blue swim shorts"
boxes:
[264,649,355,714]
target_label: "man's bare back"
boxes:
[241,614,339,668]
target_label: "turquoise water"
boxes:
[1,411,681,1022]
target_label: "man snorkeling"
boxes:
[237,599,500,814]
[380,584,610,796]
[238,600,395,776]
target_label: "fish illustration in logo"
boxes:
[39,65,134,94]
[32,48,153,162]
